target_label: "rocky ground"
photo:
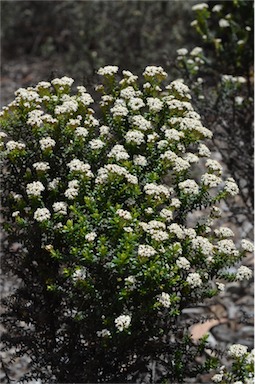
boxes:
[0,58,254,383]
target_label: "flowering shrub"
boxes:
[0,66,254,383]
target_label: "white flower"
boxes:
[67,159,93,176]
[212,373,224,383]
[186,272,202,288]
[212,4,223,12]
[205,159,223,174]
[99,125,110,136]
[219,19,230,28]
[64,187,79,199]
[241,239,254,253]
[6,140,26,152]
[151,230,169,242]
[144,183,171,200]
[12,211,20,218]
[160,208,173,222]
[33,162,50,171]
[192,236,213,255]
[116,209,132,221]
[125,130,145,145]
[115,314,131,332]
[97,329,111,338]
[78,93,94,106]
[235,96,244,105]
[201,173,222,188]
[75,127,88,138]
[34,208,51,222]
[217,239,238,256]
[164,128,184,141]
[143,66,167,79]
[216,282,225,292]
[120,86,137,99]
[131,115,152,131]
[48,178,60,190]
[228,344,248,358]
[138,244,157,257]
[72,267,87,281]
[147,133,159,142]
[26,181,45,197]
[55,98,79,115]
[110,102,129,117]
[133,155,147,166]
[52,202,67,215]
[128,97,145,111]
[52,76,74,87]
[125,275,137,290]
[168,223,184,239]
[184,153,199,164]
[85,232,97,242]
[190,47,203,56]
[176,256,190,270]
[198,143,211,157]
[108,145,129,161]
[147,97,164,112]
[97,65,118,76]
[39,137,56,151]
[36,81,51,90]
[235,266,253,281]
[179,179,199,194]
[183,228,196,239]
[171,198,181,208]
[157,292,171,308]
[192,3,208,11]
[176,48,188,56]
[89,139,105,150]
[214,227,234,238]
[27,109,44,127]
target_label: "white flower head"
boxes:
[138,244,157,257]
[97,65,119,76]
[34,208,51,222]
[235,266,253,281]
[176,256,190,270]
[85,232,97,242]
[228,344,248,358]
[26,181,45,197]
[157,292,171,308]
[241,239,254,253]
[52,202,67,215]
[186,272,202,288]
[115,314,131,332]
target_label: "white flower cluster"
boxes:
[115,314,131,332]
[27,109,44,127]
[110,99,129,117]
[52,76,74,88]
[147,97,164,112]
[120,86,137,99]
[72,267,87,281]
[52,202,67,215]
[108,145,129,161]
[116,209,132,221]
[176,256,190,270]
[167,80,191,100]
[198,143,211,157]
[64,179,79,199]
[34,208,51,222]
[14,87,41,105]
[55,97,79,115]
[125,130,145,145]
[131,115,152,131]
[48,177,60,190]
[192,3,208,11]
[89,139,105,150]
[96,329,111,338]
[67,159,93,177]
[179,179,199,195]
[33,162,50,171]
[217,239,238,256]
[96,164,138,185]
[224,178,239,196]
[26,181,45,197]
[78,92,94,107]
[159,208,173,222]
[133,155,147,166]
[138,244,157,257]
[214,227,234,238]
[235,266,253,281]
[128,97,145,111]
[39,137,56,151]
[157,292,171,308]
[228,344,248,358]
[121,70,138,84]
[6,140,26,152]
[205,159,223,175]
[211,373,224,383]
[99,125,110,136]
[201,173,222,188]
[75,127,88,138]
[143,66,167,79]
[144,183,171,200]
[241,239,254,253]
[164,128,184,141]
[125,276,137,290]
[186,272,202,288]
[97,65,119,76]
[168,223,184,239]
[192,236,213,255]
[85,232,97,242]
